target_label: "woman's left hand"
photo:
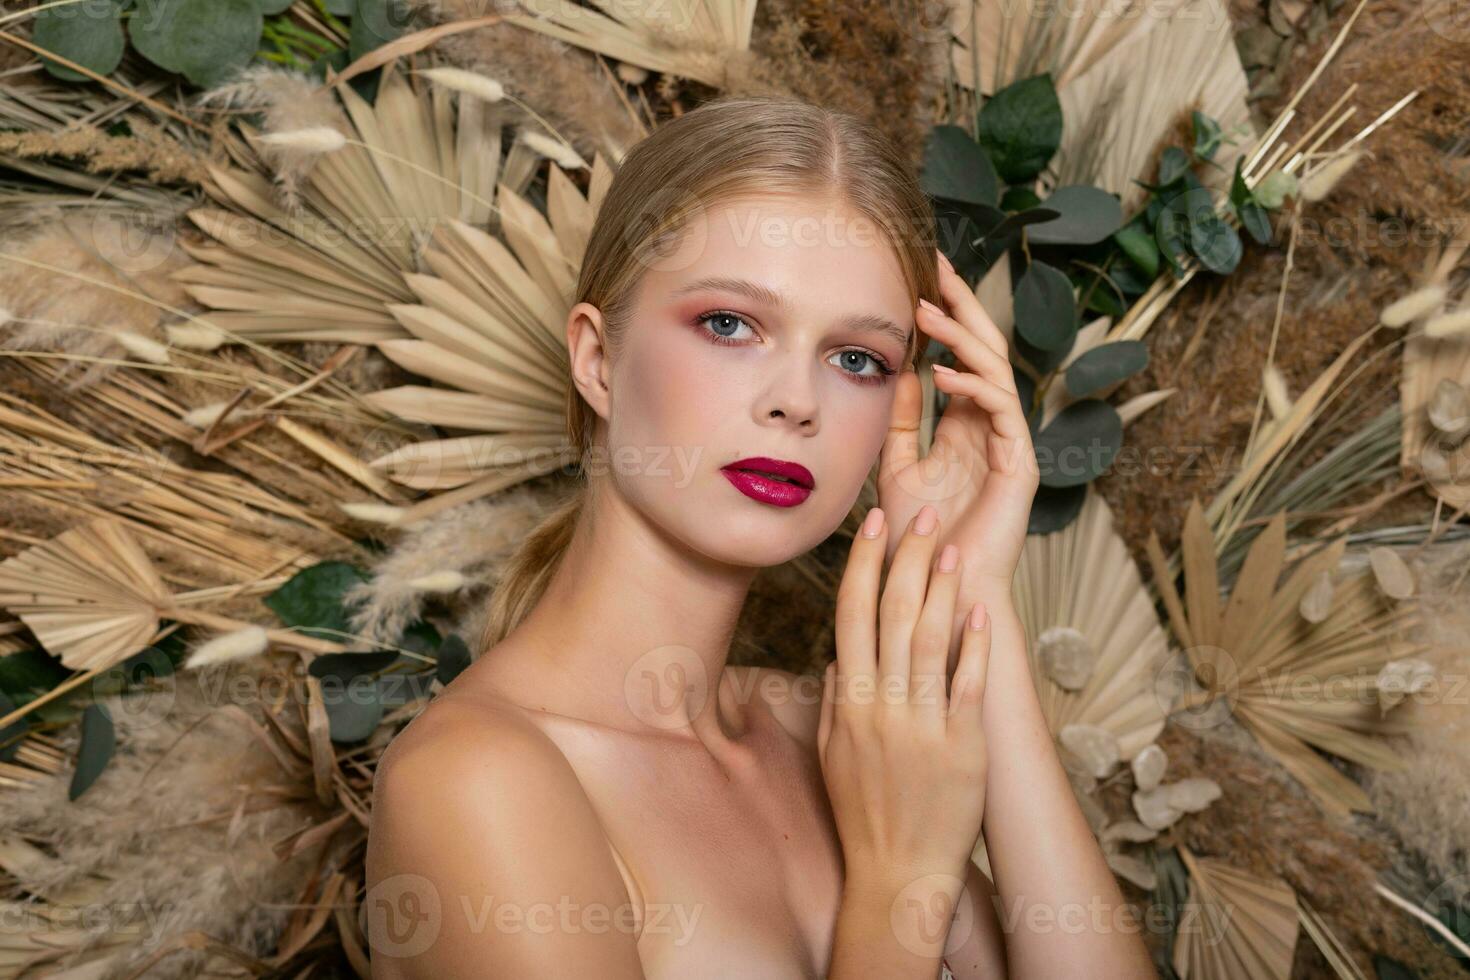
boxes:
[876,249,1040,591]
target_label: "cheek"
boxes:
[612,331,731,453]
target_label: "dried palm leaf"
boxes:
[0,518,344,679]
[1014,487,1172,762]
[947,0,1251,210]
[1146,502,1436,815]
[504,0,757,88]
[1173,847,1299,980]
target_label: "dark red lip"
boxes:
[721,456,815,489]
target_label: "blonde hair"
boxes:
[477,94,942,655]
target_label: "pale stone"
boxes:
[1038,626,1094,690]
[1165,777,1222,813]
[1369,547,1415,599]
[1131,744,1167,791]
[1132,786,1182,831]
[1102,820,1159,843]
[1106,852,1159,891]
[1299,568,1334,623]
[1060,723,1120,778]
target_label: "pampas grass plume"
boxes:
[116,331,171,365]
[1299,148,1363,202]
[1262,364,1291,419]
[1380,285,1445,328]
[1424,306,1470,339]
[257,126,347,153]
[405,570,467,594]
[416,67,505,102]
[183,401,231,429]
[166,320,227,350]
[185,625,268,669]
[340,501,407,525]
[521,129,588,170]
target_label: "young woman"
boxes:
[364,95,1154,979]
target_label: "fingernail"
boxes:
[931,363,957,375]
[938,543,958,572]
[861,506,885,538]
[969,601,987,630]
[914,505,938,535]
[918,297,943,315]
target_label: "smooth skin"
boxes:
[365,192,1154,979]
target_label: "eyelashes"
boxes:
[691,310,897,386]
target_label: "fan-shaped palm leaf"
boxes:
[1173,847,1299,980]
[1014,487,1172,762]
[1146,501,1433,815]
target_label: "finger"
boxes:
[835,506,888,683]
[877,505,942,704]
[880,368,923,478]
[935,250,1011,360]
[931,369,1031,445]
[948,601,992,734]
[910,543,962,717]
[818,661,835,767]
[918,304,1017,394]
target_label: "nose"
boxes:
[753,360,819,433]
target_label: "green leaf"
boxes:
[1035,399,1122,487]
[350,0,410,62]
[34,0,126,82]
[1000,186,1042,212]
[977,74,1062,184]
[1028,483,1088,534]
[1191,111,1222,160]
[265,561,370,643]
[1156,147,1191,186]
[70,702,115,799]
[435,634,472,686]
[326,0,353,12]
[0,692,28,764]
[921,125,1000,208]
[1114,220,1160,279]
[1254,169,1298,209]
[0,648,70,699]
[1027,186,1124,246]
[259,0,295,12]
[309,650,396,742]
[1014,326,1073,376]
[985,207,1060,240]
[1013,260,1078,352]
[130,0,263,86]
[1065,341,1149,397]
[1189,213,1243,274]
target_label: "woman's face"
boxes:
[568,191,918,568]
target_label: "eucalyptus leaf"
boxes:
[984,207,1061,241]
[0,692,28,764]
[1014,326,1074,376]
[977,74,1062,184]
[435,634,472,685]
[921,125,1000,207]
[1027,186,1124,245]
[259,0,296,12]
[1065,341,1149,397]
[1029,483,1088,534]
[1114,221,1160,279]
[70,702,115,799]
[1156,147,1191,186]
[932,198,1006,281]
[265,561,370,643]
[1035,400,1122,487]
[1191,111,1222,160]
[34,0,126,81]
[1000,186,1042,212]
[1013,260,1078,352]
[131,0,262,86]
[310,650,397,742]
[0,648,70,698]
[351,0,411,61]
[1189,213,1243,274]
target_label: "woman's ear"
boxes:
[567,302,613,421]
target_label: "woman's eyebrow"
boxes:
[670,275,913,349]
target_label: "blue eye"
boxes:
[691,309,896,387]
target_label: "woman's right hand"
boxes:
[818,502,993,901]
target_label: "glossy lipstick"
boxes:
[720,456,815,508]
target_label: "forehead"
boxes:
[640,192,914,320]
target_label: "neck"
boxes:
[479,483,761,749]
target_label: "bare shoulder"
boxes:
[367,693,644,977]
[727,664,824,750]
